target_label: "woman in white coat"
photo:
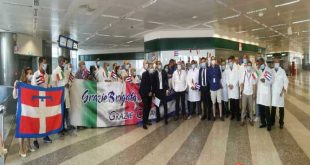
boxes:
[256,57,273,131]
[172,62,187,120]
[271,57,288,129]
[220,62,229,117]
[225,56,240,121]
[186,60,201,119]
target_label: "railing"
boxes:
[0,85,17,165]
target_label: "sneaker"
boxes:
[280,125,284,129]
[43,136,52,143]
[33,140,39,149]
[0,147,7,155]
[19,151,26,158]
[220,116,225,121]
[143,125,148,130]
[249,121,254,126]
[187,115,192,120]
[28,147,35,152]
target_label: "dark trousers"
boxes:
[222,101,229,117]
[229,99,240,120]
[189,101,201,115]
[271,106,284,126]
[201,86,212,119]
[156,89,168,122]
[142,96,152,126]
[62,102,72,131]
[258,104,271,126]
[175,91,186,116]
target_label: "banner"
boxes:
[70,80,176,127]
[16,82,64,138]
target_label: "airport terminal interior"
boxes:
[0,0,310,165]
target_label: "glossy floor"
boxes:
[5,71,310,165]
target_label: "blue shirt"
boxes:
[207,65,222,91]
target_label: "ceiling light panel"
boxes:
[275,0,300,8]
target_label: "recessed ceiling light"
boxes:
[148,21,164,25]
[126,17,144,22]
[236,30,247,33]
[101,14,119,19]
[270,24,286,28]
[275,0,300,8]
[205,20,218,24]
[192,16,198,19]
[251,27,265,31]
[246,8,267,14]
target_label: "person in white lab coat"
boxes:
[271,56,288,129]
[256,57,273,131]
[172,62,187,120]
[225,56,240,121]
[186,60,201,119]
[220,61,229,118]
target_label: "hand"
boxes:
[65,83,70,88]
[260,78,265,83]
[166,90,169,96]
[191,86,195,90]
[229,84,234,90]
[148,92,152,96]
[280,89,286,97]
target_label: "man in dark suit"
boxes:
[153,61,169,124]
[198,57,212,120]
[139,62,154,129]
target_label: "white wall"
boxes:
[14,34,42,56]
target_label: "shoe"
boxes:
[0,147,7,155]
[221,116,225,121]
[280,125,284,129]
[198,115,202,119]
[143,125,148,130]
[230,116,235,120]
[267,126,271,131]
[19,151,26,158]
[212,117,216,121]
[43,136,52,143]
[249,121,254,126]
[147,121,152,125]
[28,147,35,152]
[187,115,192,120]
[240,122,245,126]
[33,140,39,149]
[165,120,168,125]
[174,116,179,121]
[259,125,266,128]
[201,115,207,120]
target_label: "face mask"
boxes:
[211,60,216,65]
[149,68,154,74]
[157,65,162,70]
[260,64,265,70]
[133,71,136,76]
[27,74,33,81]
[229,62,233,68]
[68,67,72,72]
[221,65,226,71]
[191,64,196,69]
[165,68,169,72]
[243,59,247,64]
[42,64,47,71]
[246,66,252,72]
[200,62,206,68]
[117,70,122,76]
[177,65,182,70]
[274,63,280,69]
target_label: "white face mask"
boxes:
[149,68,154,74]
[165,68,168,72]
[246,66,252,72]
[200,62,206,68]
[274,63,280,69]
[221,65,226,71]
[125,64,130,69]
[211,60,216,65]
[191,64,196,69]
[243,59,247,64]
[42,64,47,71]
[68,67,72,72]
[260,64,265,70]
[27,74,33,81]
[157,65,162,70]
[177,65,182,70]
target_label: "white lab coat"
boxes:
[51,66,70,109]
[221,70,229,102]
[256,66,273,106]
[272,67,288,107]
[225,64,240,99]
[172,70,187,92]
[186,68,201,102]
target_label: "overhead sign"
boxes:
[58,35,78,50]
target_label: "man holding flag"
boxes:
[51,56,72,135]
[31,57,53,148]
[256,57,273,131]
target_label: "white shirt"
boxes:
[96,68,110,82]
[172,70,187,92]
[225,64,240,99]
[240,71,256,95]
[272,67,288,107]
[158,70,163,89]
[187,68,200,102]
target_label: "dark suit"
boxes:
[198,67,212,120]
[139,70,154,126]
[153,70,169,122]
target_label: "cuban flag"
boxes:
[264,71,272,81]
[15,82,64,138]
[195,83,201,90]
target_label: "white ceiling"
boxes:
[0,0,309,53]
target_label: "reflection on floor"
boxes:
[5,71,310,165]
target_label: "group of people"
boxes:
[139,55,289,131]
[12,56,74,157]
[10,54,288,157]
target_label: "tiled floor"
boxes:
[5,72,310,165]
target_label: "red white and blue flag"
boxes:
[15,82,64,138]
[264,71,272,81]
[111,71,117,79]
